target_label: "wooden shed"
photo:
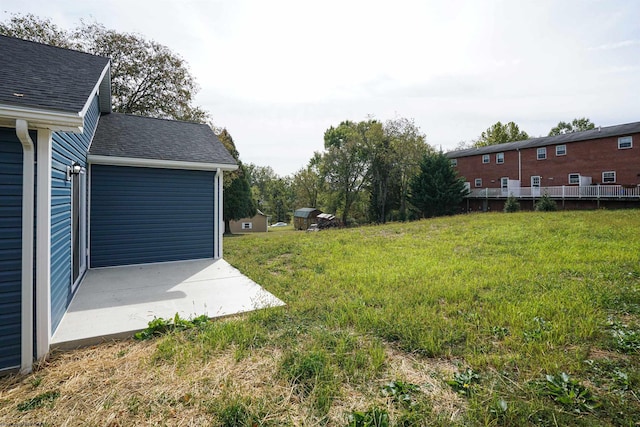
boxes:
[229,210,269,233]
[293,208,321,230]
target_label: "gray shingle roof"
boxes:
[0,35,109,113]
[90,113,237,165]
[446,121,640,158]
[294,208,321,218]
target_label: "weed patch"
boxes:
[447,368,480,397]
[17,390,60,411]
[347,406,389,427]
[134,313,209,340]
[539,372,599,413]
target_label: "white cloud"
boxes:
[588,40,640,51]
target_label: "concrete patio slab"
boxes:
[51,259,284,349]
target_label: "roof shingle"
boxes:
[89,113,237,165]
[0,35,109,113]
[447,121,640,158]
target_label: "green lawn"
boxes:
[222,210,640,425]
[2,210,638,426]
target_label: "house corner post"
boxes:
[36,129,52,359]
[16,120,34,373]
[215,168,223,259]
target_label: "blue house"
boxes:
[0,35,237,373]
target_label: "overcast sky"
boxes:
[3,1,639,176]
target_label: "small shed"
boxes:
[229,210,269,233]
[294,208,322,230]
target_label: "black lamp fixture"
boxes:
[66,162,82,181]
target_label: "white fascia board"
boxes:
[88,154,239,171]
[80,62,111,116]
[0,105,83,133]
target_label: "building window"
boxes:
[450,158,457,166]
[242,222,253,230]
[556,145,566,156]
[618,136,633,149]
[568,173,580,185]
[537,147,547,160]
[475,178,482,187]
[496,152,504,164]
[602,171,616,183]
[482,154,490,164]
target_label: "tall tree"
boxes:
[0,14,207,122]
[216,129,256,234]
[323,120,381,225]
[385,117,431,221]
[409,152,469,218]
[268,178,294,223]
[548,117,596,136]
[245,164,278,211]
[292,152,325,209]
[474,121,529,147]
[0,13,74,48]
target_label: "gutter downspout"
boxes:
[214,168,223,259]
[517,148,522,184]
[15,120,34,374]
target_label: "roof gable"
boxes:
[89,113,237,166]
[447,121,640,158]
[0,35,110,115]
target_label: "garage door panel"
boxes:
[90,165,215,268]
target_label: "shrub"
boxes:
[535,193,557,211]
[503,195,520,213]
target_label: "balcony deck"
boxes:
[467,185,640,199]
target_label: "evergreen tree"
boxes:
[216,129,256,233]
[409,152,469,218]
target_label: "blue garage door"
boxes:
[90,165,215,268]
[0,128,23,371]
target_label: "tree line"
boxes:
[246,117,468,226]
[247,116,597,227]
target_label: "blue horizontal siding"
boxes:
[90,165,215,267]
[49,95,100,333]
[0,128,22,370]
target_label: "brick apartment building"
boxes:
[446,121,640,211]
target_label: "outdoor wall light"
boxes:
[66,162,82,181]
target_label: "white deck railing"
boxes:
[468,185,640,199]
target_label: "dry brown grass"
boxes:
[0,338,465,426]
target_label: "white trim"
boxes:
[568,173,580,185]
[602,171,616,183]
[15,120,34,374]
[496,152,504,164]
[71,168,87,292]
[87,164,92,267]
[0,105,83,133]
[618,136,633,149]
[556,144,567,156]
[537,147,547,160]
[88,154,238,172]
[214,168,223,259]
[36,129,52,360]
[79,63,111,118]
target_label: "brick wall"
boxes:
[453,132,640,188]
